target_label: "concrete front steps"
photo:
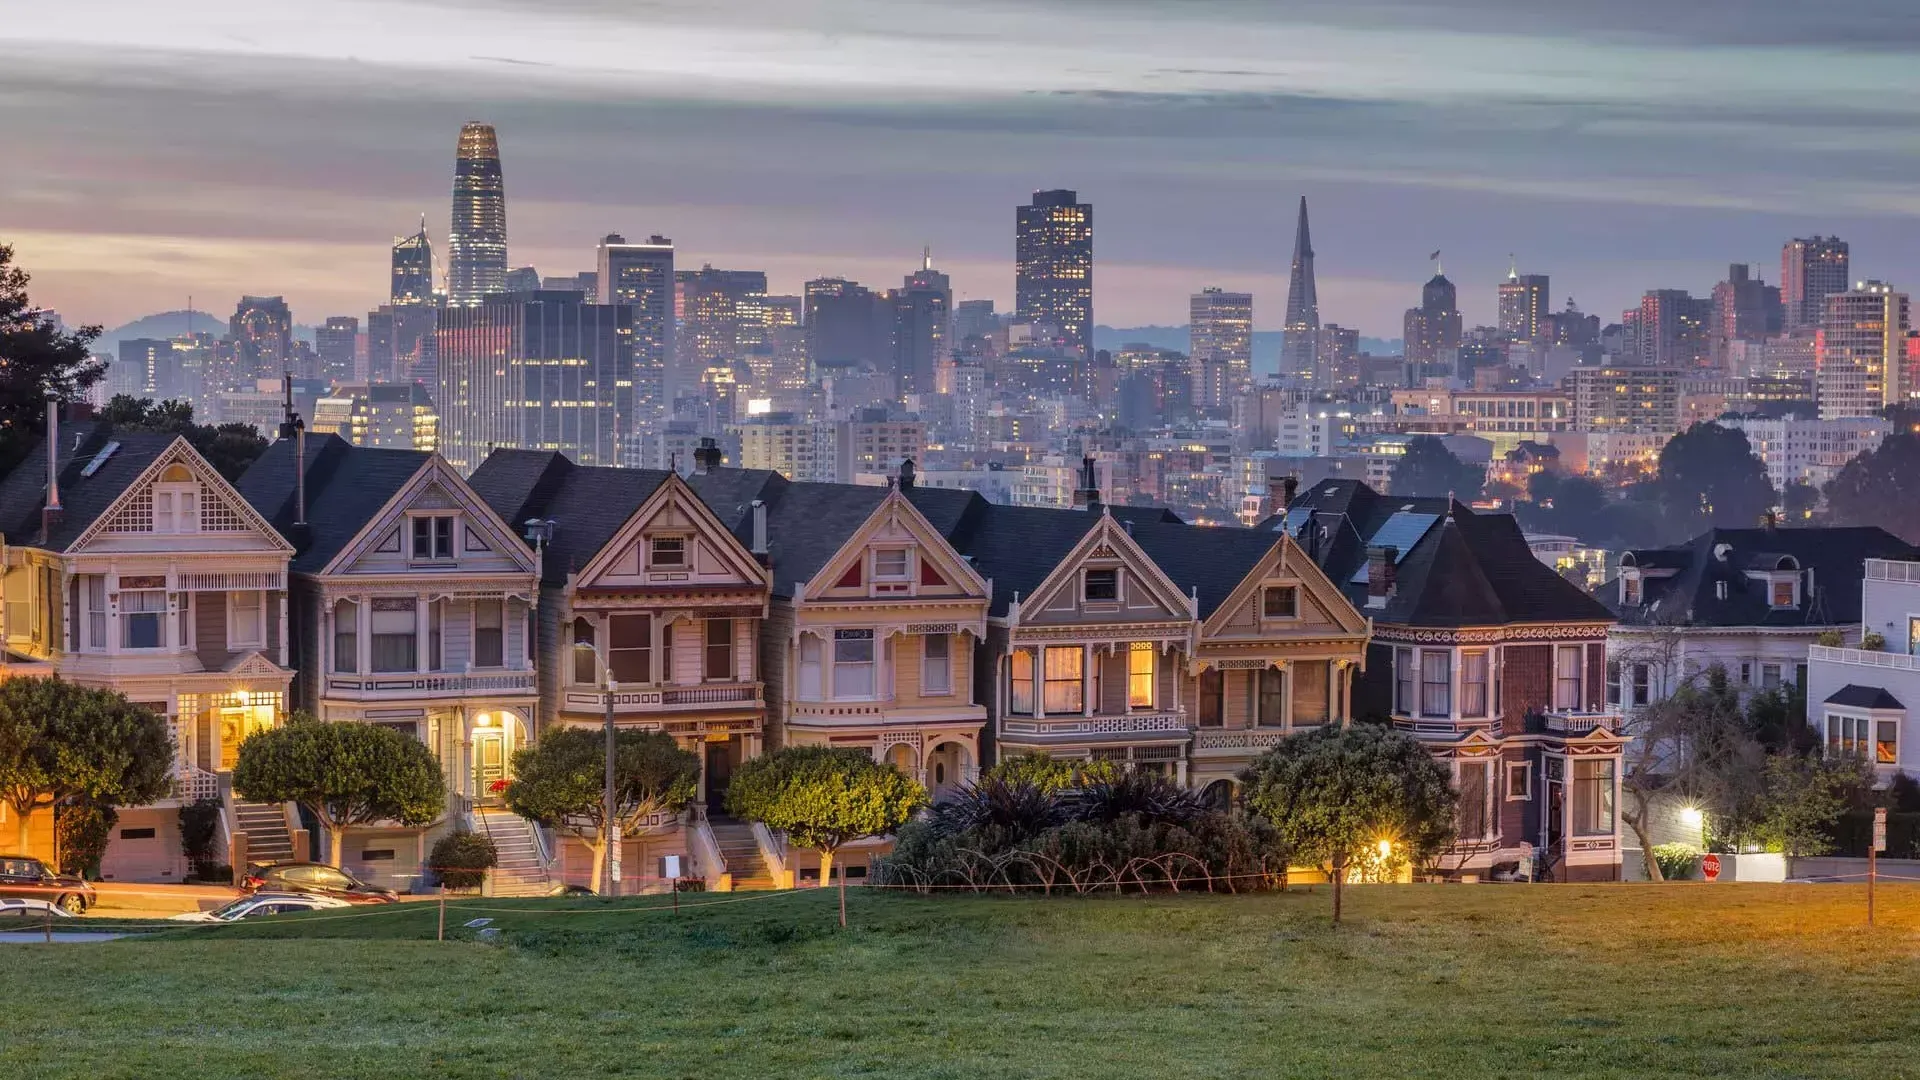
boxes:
[475,808,553,896]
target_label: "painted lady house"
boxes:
[236,432,541,891]
[0,413,295,881]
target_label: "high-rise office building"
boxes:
[434,291,632,472]
[1817,281,1911,420]
[1782,236,1849,331]
[447,122,507,305]
[1403,273,1461,375]
[365,305,439,386]
[804,277,892,373]
[1631,289,1712,368]
[596,233,675,422]
[892,254,952,396]
[1315,324,1360,391]
[1497,266,1550,341]
[229,295,293,380]
[503,266,542,293]
[314,316,359,385]
[1280,197,1319,381]
[1710,264,1785,370]
[1190,287,1253,388]
[1015,189,1093,371]
[112,338,186,401]
[676,265,769,376]
[391,219,435,306]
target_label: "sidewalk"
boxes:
[89,881,238,919]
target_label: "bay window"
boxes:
[427,599,443,670]
[1042,646,1083,713]
[1258,667,1286,727]
[1009,649,1035,715]
[1293,661,1330,725]
[333,600,357,673]
[1420,650,1451,718]
[834,630,875,699]
[1554,645,1583,710]
[1455,761,1492,840]
[369,600,418,672]
[922,634,952,695]
[474,600,504,668]
[1394,647,1414,715]
[1879,720,1900,765]
[608,615,652,683]
[1571,759,1616,837]
[704,618,734,681]
[798,635,824,700]
[1460,650,1489,718]
[1127,642,1154,709]
[121,590,166,649]
[1824,713,1896,763]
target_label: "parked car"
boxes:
[0,855,97,914]
[0,897,75,920]
[169,893,352,923]
[240,862,398,904]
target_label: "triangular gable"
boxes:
[803,489,990,603]
[1203,533,1369,638]
[323,455,537,577]
[575,473,768,591]
[72,438,294,554]
[224,650,291,677]
[1019,512,1192,624]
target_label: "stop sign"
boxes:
[1701,853,1722,882]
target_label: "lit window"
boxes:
[1127,642,1154,709]
[1572,759,1616,837]
[1010,649,1035,715]
[1263,586,1298,619]
[1043,646,1084,713]
[1771,578,1796,608]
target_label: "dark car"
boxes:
[241,862,398,904]
[0,855,97,914]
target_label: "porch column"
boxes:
[277,591,289,667]
[356,597,371,675]
[415,596,429,673]
[1083,644,1093,717]
[164,591,180,651]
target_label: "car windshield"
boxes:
[208,898,261,919]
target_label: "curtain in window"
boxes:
[798,636,824,700]
[1571,759,1615,836]
[1555,646,1583,710]
[834,631,875,699]
[333,601,357,673]
[922,635,951,694]
[229,591,263,647]
[474,599,504,668]
[1292,661,1330,725]
[608,615,652,683]
[1460,651,1489,718]
[1420,650,1451,717]
[1010,649,1035,715]
[1043,646,1084,714]
[121,590,166,649]
[370,603,418,672]
[1258,667,1287,726]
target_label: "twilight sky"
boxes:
[5,0,1920,337]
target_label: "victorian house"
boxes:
[236,433,541,890]
[1269,479,1625,882]
[0,418,295,881]
[471,448,771,891]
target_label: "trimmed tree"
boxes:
[0,677,173,869]
[725,745,927,924]
[504,727,700,893]
[232,713,446,867]
[981,751,1118,794]
[1240,724,1457,924]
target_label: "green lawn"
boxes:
[7,884,1920,1079]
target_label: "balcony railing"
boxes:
[564,682,764,713]
[174,763,221,803]
[1001,711,1187,740]
[1539,710,1622,735]
[1811,644,1920,671]
[1192,728,1295,752]
[325,670,537,698]
[1865,559,1920,585]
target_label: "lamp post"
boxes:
[573,641,618,896]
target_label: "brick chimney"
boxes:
[1366,545,1399,604]
[692,436,723,475]
[898,457,916,492]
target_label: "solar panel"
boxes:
[1277,507,1312,535]
[1349,511,1439,583]
[79,441,121,478]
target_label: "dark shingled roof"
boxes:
[1264,478,1612,627]
[1825,684,1904,711]
[234,435,433,573]
[0,424,203,551]
[468,449,673,585]
[1608,527,1920,628]
[1125,517,1279,619]
[939,502,1103,616]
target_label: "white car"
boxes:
[168,893,352,922]
[0,898,75,920]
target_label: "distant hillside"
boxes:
[98,310,225,354]
[1095,325,1402,376]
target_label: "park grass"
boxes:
[5,883,1920,1079]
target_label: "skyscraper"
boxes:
[1189,287,1253,407]
[1817,281,1910,419]
[391,219,435,306]
[596,233,675,422]
[1015,189,1093,372]
[1710,264,1784,370]
[1632,289,1712,367]
[229,295,293,380]
[448,122,507,305]
[804,278,893,373]
[892,253,952,396]
[1403,272,1461,378]
[676,265,769,375]
[1280,197,1319,382]
[314,316,359,384]
[1782,236,1849,331]
[1497,265,1550,341]
[435,291,632,472]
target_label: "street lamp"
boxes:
[572,640,618,896]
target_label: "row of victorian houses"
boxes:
[0,412,1636,891]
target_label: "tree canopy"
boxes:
[99,394,269,483]
[726,745,927,885]
[0,244,105,474]
[1619,666,1765,880]
[980,751,1118,794]
[1388,435,1484,500]
[1239,724,1456,922]
[1652,422,1776,542]
[0,677,173,868]
[232,714,446,866]
[1824,427,1920,543]
[504,726,699,892]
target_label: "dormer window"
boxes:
[1084,568,1119,603]
[152,464,200,534]
[412,515,454,560]
[1621,573,1642,606]
[648,536,686,569]
[1771,577,1797,609]
[1262,585,1298,619]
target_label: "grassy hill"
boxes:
[6,885,1918,1078]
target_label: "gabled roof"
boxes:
[1125,518,1281,619]
[235,435,434,573]
[468,449,674,585]
[1609,526,1920,628]
[1825,684,1904,711]
[0,423,188,550]
[1268,478,1612,628]
[938,502,1104,616]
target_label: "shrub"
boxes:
[1066,772,1209,828]
[429,830,498,891]
[1814,629,1845,648]
[1652,843,1701,881]
[1861,631,1887,652]
[981,752,1118,793]
[178,798,224,879]
[55,801,117,880]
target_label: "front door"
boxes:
[472,730,506,804]
[705,740,736,813]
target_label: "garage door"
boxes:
[99,815,181,882]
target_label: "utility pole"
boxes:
[604,671,618,897]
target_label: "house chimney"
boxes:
[277,372,299,440]
[40,397,62,544]
[898,457,916,492]
[750,499,768,559]
[1367,545,1399,602]
[1073,455,1101,512]
[293,418,308,527]
[1283,475,1299,506]
[692,436,723,475]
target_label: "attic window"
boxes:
[649,536,686,569]
[1621,574,1642,606]
[1084,568,1119,603]
[1771,577,1797,609]
[1262,586,1298,619]
[873,549,909,580]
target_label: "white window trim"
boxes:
[1081,567,1121,605]
[647,534,690,571]
[1506,761,1532,801]
[409,513,458,562]
[227,591,266,650]
[920,634,953,697]
[1260,582,1301,621]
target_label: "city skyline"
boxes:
[7,1,1920,335]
